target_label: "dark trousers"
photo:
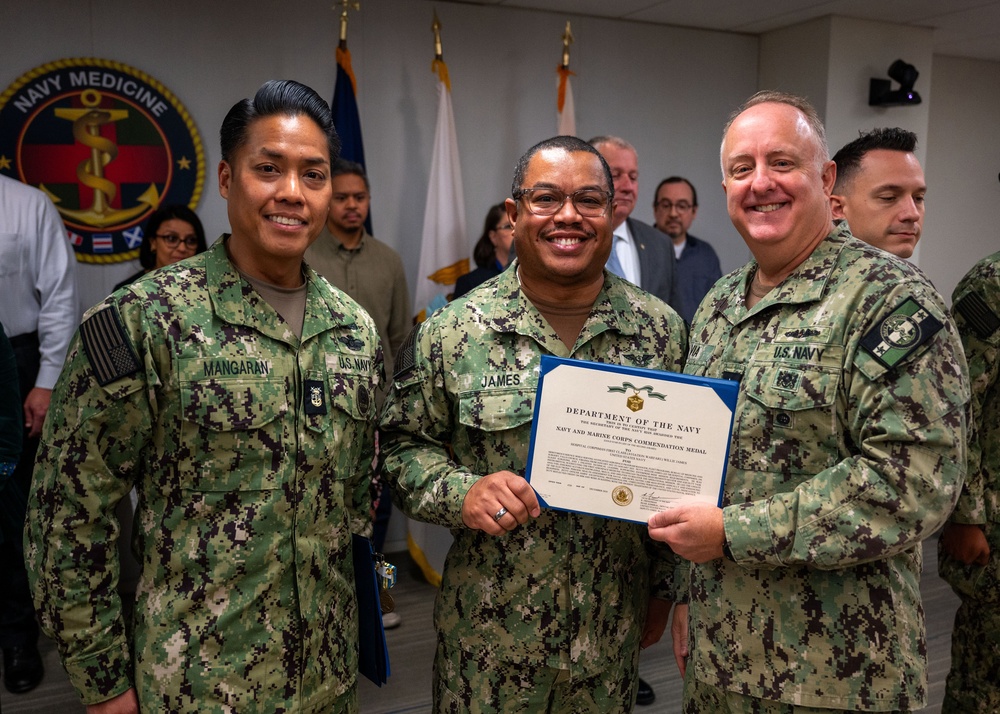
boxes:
[0,332,41,649]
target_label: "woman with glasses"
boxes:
[453,202,514,299]
[114,204,207,290]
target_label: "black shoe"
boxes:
[3,644,44,694]
[636,677,655,706]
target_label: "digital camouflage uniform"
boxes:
[682,223,969,712]
[380,263,687,711]
[26,237,382,712]
[938,250,1000,713]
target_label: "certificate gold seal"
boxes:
[612,486,633,506]
[627,392,643,412]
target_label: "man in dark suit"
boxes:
[589,136,681,314]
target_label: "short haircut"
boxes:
[832,127,918,192]
[721,90,829,173]
[653,176,698,208]
[587,135,637,156]
[140,204,207,269]
[219,79,341,165]
[511,135,614,202]
[331,158,370,191]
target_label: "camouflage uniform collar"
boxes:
[484,260,639,352]
[709,223,852,323]
[208,235,357,345]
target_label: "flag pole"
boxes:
[330,0,371,231]
[557,21,577,136]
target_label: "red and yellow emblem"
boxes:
[0,58,204,263]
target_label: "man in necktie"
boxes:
[589,136,681,315]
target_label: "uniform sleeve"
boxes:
[30,192,79,390]
[379,323,477,528]
[725,281,970,568]
[387,253,412,364]
[948,266,1000,524]
[25,295,151,704]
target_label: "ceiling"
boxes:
[451,0,1000,62]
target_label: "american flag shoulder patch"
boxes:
[80,306,141,386]
[954,291,1000,340]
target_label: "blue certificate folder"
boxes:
[352,534,390,686]
[525,355,739,522]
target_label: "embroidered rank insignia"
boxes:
[773,368,801,392]
[304,379,327,415]
[860,297,943,369]
[954,291,1000,339]
[80,305,140,386]
[394,326,419,380]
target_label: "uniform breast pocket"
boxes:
[327,370,377,422]
[736,363,841,477]
[179,378,288,491]
[457,388,534,473]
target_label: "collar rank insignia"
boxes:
[80,305,140,386]
[860,297,943,369]
[304,380,327,415]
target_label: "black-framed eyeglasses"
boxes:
[655,200,693,213]
[514,188,611,217]
[155,234,199,248]
[494,223,513,232]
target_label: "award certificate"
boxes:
[525,355,738,524]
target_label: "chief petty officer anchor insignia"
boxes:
[304,380,326,415]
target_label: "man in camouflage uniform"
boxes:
[648,91,969,712]
[380,135,687,713]
[26,80,382,713]
[938,250,1000,713]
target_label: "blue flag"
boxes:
[332,47,372,233]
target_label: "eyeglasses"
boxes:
[515,188,611,217]
[493,223,513,232]
[655,200,693,213]
[155,234,199,248]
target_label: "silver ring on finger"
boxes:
[493,507,508,522]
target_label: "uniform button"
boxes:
[776,412,791,426]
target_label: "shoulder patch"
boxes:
[393,325,419,381]
[860,297,943,369]
[954,291,1000,339]
[80,305,141,386]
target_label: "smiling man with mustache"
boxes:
[380,135,687,713]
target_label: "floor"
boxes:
[2,536,960,713]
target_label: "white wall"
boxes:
[0,0,759,313]
[923,54,1000,301]
[823,16,934,168]
[758,17,832,118]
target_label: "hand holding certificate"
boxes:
[525,356,737,524]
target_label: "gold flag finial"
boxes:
[561,20,574,69]
[432,10,443,60]
[336,0,361,49]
